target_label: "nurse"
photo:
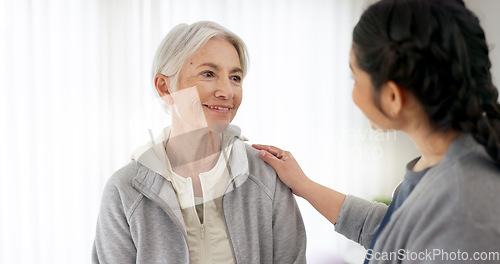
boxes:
[254,0,500,263]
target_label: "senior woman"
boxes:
[92,21,306,264]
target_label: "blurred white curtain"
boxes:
[0,0,420,263]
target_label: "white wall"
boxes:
[1,1,499,263]
[465,0,500,90]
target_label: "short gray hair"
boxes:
[151,21,249,111]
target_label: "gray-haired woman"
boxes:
[92,21,306,264]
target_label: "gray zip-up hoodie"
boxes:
[335,134,500,263]
[92,127,307,264]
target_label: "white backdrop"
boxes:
[1,0,497,263]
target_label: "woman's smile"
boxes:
[203,104,233,112]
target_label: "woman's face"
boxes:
[349,48,392,130]
[171,37,243,131]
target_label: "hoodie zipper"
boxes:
[195,177,209,263]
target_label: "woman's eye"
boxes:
[201,71,215,78]
[231,76,242,83]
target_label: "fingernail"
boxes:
[259,150,266,157]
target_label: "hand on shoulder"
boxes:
[252,144,313,198]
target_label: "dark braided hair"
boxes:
[353,0,500,164]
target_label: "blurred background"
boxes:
[0,0,498,263]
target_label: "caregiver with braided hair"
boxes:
[254,0,500,263]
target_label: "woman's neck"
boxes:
[405,121,459,171]
[166,125,222,177]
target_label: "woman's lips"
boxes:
[203,104,232,114]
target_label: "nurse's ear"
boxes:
[154,73,174,105]
[380,80,404,118]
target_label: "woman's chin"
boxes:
[208,122,231,133]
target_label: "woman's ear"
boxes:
[154,73,174,105]
[380,80,404,118]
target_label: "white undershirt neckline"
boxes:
[164,131,234,210]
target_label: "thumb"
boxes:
[258,150,281,167]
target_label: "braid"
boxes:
[353,0,500,164]
[471,104,500,163]
[449,5,500,164]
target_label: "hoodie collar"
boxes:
[131,125,249,183]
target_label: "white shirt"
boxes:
[164,128,238,264]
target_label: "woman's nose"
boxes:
[214,78,234,99]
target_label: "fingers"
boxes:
[252,144,284,158]
[258,150,282,167]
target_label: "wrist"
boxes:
[294,178,316,199]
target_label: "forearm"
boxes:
[300,180,346,225]
[253,145,347,224]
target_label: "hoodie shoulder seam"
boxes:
[125,162,149,220]
[127,191,145,220]
[247,173,274,201]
